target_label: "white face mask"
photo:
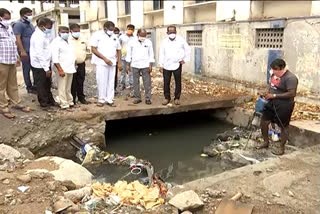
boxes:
[168,34,176,40]
[138,37,146,42]
[105,29,113,36]
[1,19,11,28]
[26,15,33,22]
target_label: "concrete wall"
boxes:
[263,1,312,18]
[216,1,251,21]
[150,18,320,96]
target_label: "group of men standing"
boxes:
[0,7,191,117]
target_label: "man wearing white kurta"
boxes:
[89,21,121,107]
[51,26,76,109]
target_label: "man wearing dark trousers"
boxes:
[69,24,88,104]
[13,7,36,94]
[159,25,191,106]
[30,18,55,109]
[257,59,298,155]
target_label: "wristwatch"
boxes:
[273,94,276,98]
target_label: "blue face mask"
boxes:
[71,32,80,39]
[43,27,52,35]
[60,33,69,40]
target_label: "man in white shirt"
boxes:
[30,17,55,109]
[119,24,135,90]
[126,29,155,105]
[159,25,191,106]
[89,21,121,107]
[51,26,76,109]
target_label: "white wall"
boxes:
[107,1,118,26]
[311,1,320,15]
[1,1,38,21]
[216,1,251,21]
[164,1,184,25]
[131,0,144,28]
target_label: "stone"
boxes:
[0,144,21,161]
[205,188,223,198]
[64,186,92,202]
[2,179,10,184]
[53,198,75,213]
[169,190,204,211]
[0,171,14,181]
[16,174,32,183]
[26,157,93,187]
[181,211,193,214]
[272,192,280,198]
[47,181,57,191]
[288,191,294,197]
[60,180,77,191]
[202,144,220,157]
[16,148,35,160]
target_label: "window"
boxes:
[153,0,163,10]
[147,32,152,39]
[256,28,284,49]
[18,0,24,3]
[104,1,108,18]
[125,0,131,15]
[187,30,202,46]
[195,0,214,3]
[31,0,35,4]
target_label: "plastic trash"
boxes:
[18,186,29,192]
[44,211,53,214]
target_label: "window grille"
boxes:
[125,0,131,15]
[256,28,284,49]
[187,30,202,46]
[153,0,164,10]
[147,32,152,39]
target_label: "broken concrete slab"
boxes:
[169,190,204,211]
[26,157,93,187]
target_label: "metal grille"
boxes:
[147,32,152,39]
[187,30,202,46]
[256,28,284,49]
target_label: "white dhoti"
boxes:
[96,64,115,104]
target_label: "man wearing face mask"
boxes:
[69,23,88,105]
[126,29,154,105]
[51,26,76,109]
[89,21,121,107]
[0,8,31,119]
[159,25,191,106]
[13,7,36,94]
[30,17,55,109]
[119,24,135,91]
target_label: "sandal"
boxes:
[1,108,15,119]
[256,141,269,149]
[106,102,116,107]
[96,103,104,107]
[13,105,32,113]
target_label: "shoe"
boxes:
[271,142,285,155]
[162,99,171,105]
[79,99,89,105]
[96,103,104,107]
[106,102,116,107]
[145,100,152,105]
[133,99,142,104]
[174,99,180,105]
[27,88,37,94]
[48,102,59,107]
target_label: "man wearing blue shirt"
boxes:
[13,7,36,94]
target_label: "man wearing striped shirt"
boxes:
[0,8,29,119]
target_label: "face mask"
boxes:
[43,27,52,35]
[60,33,69,40]
[138,37,146,42]
[1,19,11,28]
[168,33,176,40]
[105,29,113,36]
[25,16,32,22]
[127,29,133,35]
[71,32,80,38]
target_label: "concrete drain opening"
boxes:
[75,110,297,185]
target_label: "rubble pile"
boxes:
[239,96,320,121]
[151,70,247,97]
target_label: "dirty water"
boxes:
[87,111,239,185]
